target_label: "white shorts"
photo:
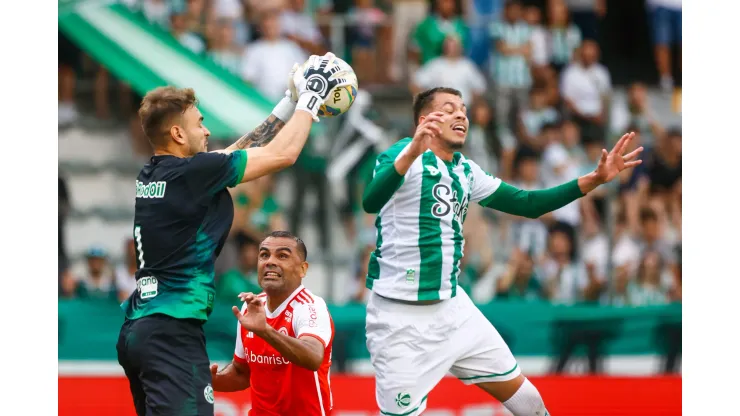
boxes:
[365,289,521,416]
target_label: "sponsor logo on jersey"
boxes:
[395,392,411,408]
[307,305,318,327]
[284,310,292,323]
[431,184,469,222]
[244,349,290,365]
[137,276,158,299]
[204,384,215,404]
[136,180,167,199]
[405,269,415,284]
[246,331,254,338]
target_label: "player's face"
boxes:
[426,93,468,150]
[182,106,211,155]
[257,237,308,294]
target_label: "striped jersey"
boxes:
[234,285,334,416]
[366,138,503,301]
[489,20,532,88]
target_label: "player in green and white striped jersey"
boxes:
[362,87,643,416]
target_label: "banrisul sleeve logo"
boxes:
[395,392,411,408]
[136,180,167,199]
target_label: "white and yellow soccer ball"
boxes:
[290,56,359,117]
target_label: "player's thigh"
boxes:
[449,293,522,389]
[366,294,457,415]
[133,315,214,416]
[117,320,148,416]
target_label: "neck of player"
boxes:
[265,286,298,312]
[429,139,456,162]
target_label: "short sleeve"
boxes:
[292,298,333,348]
[185,150,247,197]
[234,303,248,363]
[467,158,503,203]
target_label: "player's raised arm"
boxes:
[477,132,643,219]
[236,53,352,183]
[362,112,445,213]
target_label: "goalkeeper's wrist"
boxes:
[271,96,296,122]
[295,92,322,121]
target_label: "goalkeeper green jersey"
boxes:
[363,137,585,302]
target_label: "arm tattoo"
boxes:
[233,115,286,150]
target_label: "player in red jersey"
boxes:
[210,230,334,416]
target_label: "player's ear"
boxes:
[300,262,309,278]
[170,125,186,145]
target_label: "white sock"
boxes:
[502,378,550,416]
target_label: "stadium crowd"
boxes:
[58,0,682,308]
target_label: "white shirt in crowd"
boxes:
[414,57,487,107]
[280,10,323,47]
[115,265,138,298]
[581,232,642,278]
[541,142,581,226]
[529,25,549,67]
[242,39,308,101]
[212,0,244,19]
[538,259,588,305]
[560,62,611,117]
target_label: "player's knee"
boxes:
[502,378,549,416]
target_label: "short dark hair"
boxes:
[412,87,462,126]
[262,230,308,261]
[138,86,198,146]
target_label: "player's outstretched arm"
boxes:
[211,360,251,392]
[481,132,643,218]
[362,112,444,213]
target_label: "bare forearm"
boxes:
[213,362,250,392]
[226,115,286,152]
[257,327,323,371]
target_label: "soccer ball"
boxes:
[300,56,359,117]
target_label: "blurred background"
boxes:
[58,0,681,414]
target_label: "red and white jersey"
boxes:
[233,285,334,416]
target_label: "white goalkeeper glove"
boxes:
[270,63,302,122]
[294,52,352,121]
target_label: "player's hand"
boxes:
[232,296,269,336]
[293,52,353,120]
[287,63,300,103]
[210,363,219,376]
[592,132,644,184]
[408,111,444,157]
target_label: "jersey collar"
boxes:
[264,285,305,318]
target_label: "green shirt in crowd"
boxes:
[217,269,261,301]
[413,16,469,65]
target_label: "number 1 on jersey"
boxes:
[134,226,145,268]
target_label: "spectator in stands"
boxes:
[508,147,550,261]
[412,35,487,107]
[241,8,307,101]
[647,0,681,91]
[495,248,546,301]
[115,238,138,303]
[629,250,671,306]
[579,135,612,224]
[185,0,210,39]
[518,87,559,151]
[560,39,610,142]
[626,83,664,147]
[279,0,326,55]
[65,247,117,301]
[171,9,207,54]
[411,0,469,67]
[466,98,505,176]
[208,18,244,75]
[524,5,549,77]
[644,128,681,227]
[540,122,582,228]
[637,207,679,295]
[217,233,262,302]
[539,224,603,304]
[546,0,582,74]
[58,32,80,127]
[490,0,532,145]
[211,0,249,46]
[141,0,171,28]
[563,0,605,40]
[388,0,428,82]
[347,0,387,84]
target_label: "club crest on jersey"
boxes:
[278,327,289,335]
[204,384,215,404]
[395,392,411,408]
